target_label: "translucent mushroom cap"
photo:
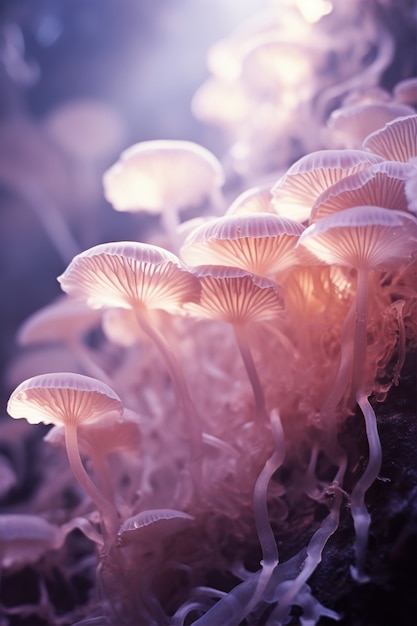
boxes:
[225,185,275,216]
[17,296,102,345]
[271,149,384,222]
[180,213,304,275]
[298,205,417,271]
[310,161,412,222]
[186,265,285,325]
[58,241,201,313]
[393,78,417,106]
[103,139,225,214]
[362,115,417,163]
[327,102,415,148]
[7,372,123,427]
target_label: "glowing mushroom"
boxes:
[225,184,275,216]
[362,114,417,163]
[58,242,203,461]
[297,205,417,581]
[326,101,414,148]
[180,213,304,278]
[16,296,109,384]
[310,160,412,222]
[186,265,285,423]
[393,77,417,107]
[271,149,384,222]
[7,373,124,540]
[103,140,225,251]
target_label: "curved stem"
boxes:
[273,488,343,624]
[349,267,382,581]
[134,310,203,463]
[64,423,120,545]
[350,389,382,582]
[233,324,268,423]
[243,410,285,618]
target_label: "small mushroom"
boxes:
[180,213,304,277]
[310,160,412,222]
[103,140,225,251]
[362,114,417,162]
[58,242,203,464]
[271,149,384,222]
[7,372,124,540]
[186,265,285,423]
[326,101,414,148]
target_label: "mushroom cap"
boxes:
[393,78,417,106]
[45,409,141,458]
[297,205,417,271]
[271,149,384,222]
[103,139,225,214]
[327,102,415,148]
[17,296,102,345]
[185,265,285,325]
[225,185,275,216]
[310,161,412,222]
[362,115,417,163]
[118,509,194,547]
[180,213,304,275]
[7,372,123,427]
[58,241,201,313]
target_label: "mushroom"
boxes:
[225,184,276,216]
[185,265,285,423]
[103,140,225,251]
[180,213,304,278]
[362,114,417,163]
[16,295,110,384]
[326,101,415,148]
[310,160,412,222]
[271,149,384,223]
[392,77,417,107]
[57,241,203,463]
[7,372,124,541]
[297,205,417,581]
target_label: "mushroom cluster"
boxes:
[3,4,417,626]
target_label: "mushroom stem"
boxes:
[349,267,382,581]
[133,310,203,462]
[273,486,343,625]
[350,390,382,582]
[352,268,370,395]
[243,410,285,618]
[160,206,182,253]
[233,324,268,423]
[320,299,355,458]
[64,423,120,542]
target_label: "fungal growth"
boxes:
[7,373,124,542]
[2,2,417,625]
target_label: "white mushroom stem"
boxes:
[349,267,382,582]
[133,310,203,462]
[234,324,268,423]
[243,410,285,618]
[350,390,382,582]
[272,486,343,625]
[160,206,182,253]
[64,422,120,541]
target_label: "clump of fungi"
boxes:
[3,8,417,626]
